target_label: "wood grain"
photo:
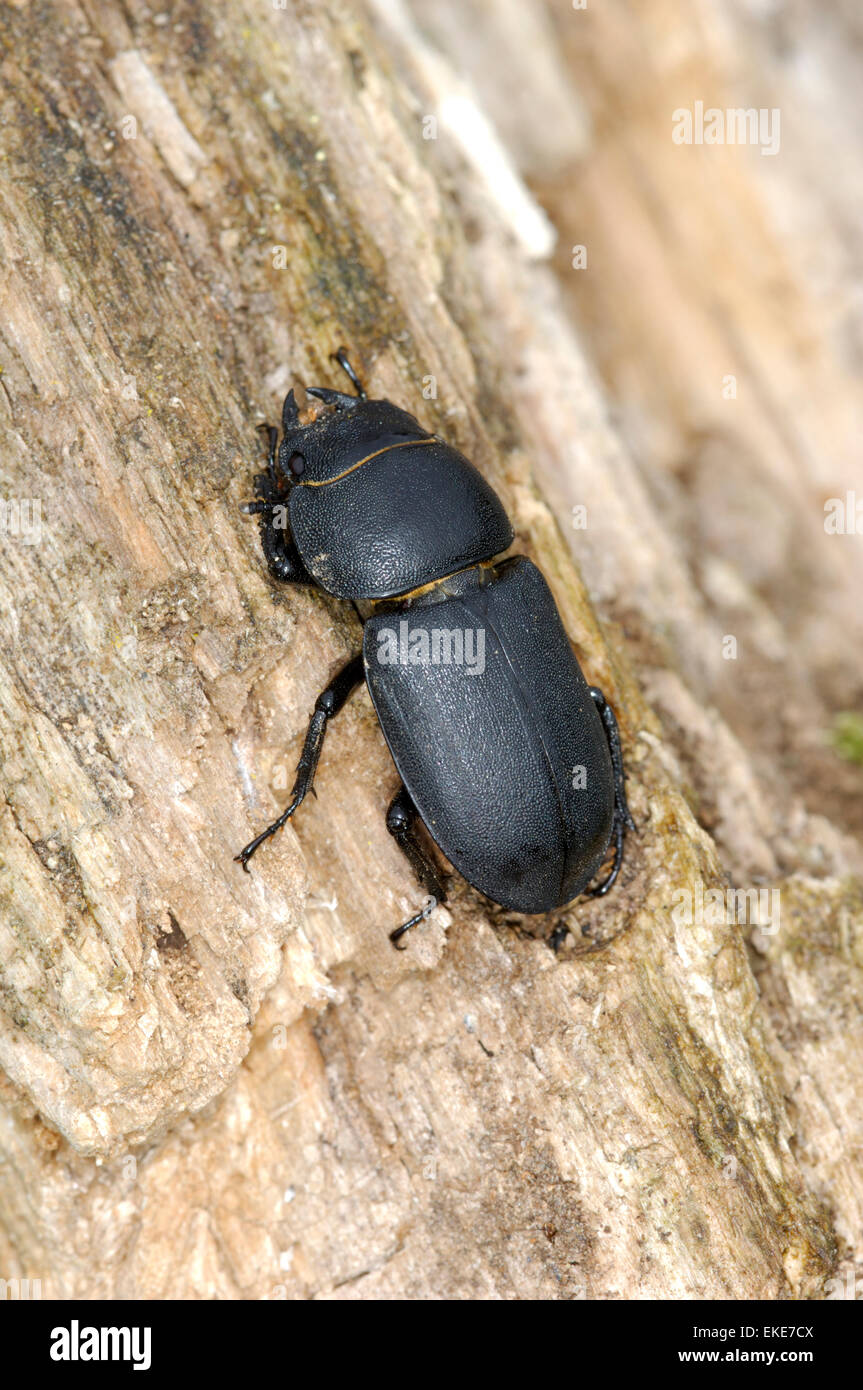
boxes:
[0,0,859,1298]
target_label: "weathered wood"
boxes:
[0,0,859,1298]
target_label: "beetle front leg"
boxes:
[587,686,636,897]
[259,514,313,584]
[386,785,448,948]
[235,654,364,870]
[242,424,313,585]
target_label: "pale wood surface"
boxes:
[0,0,860,1298]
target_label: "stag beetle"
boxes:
[237,350,634,946]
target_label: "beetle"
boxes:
[237,349,635,947]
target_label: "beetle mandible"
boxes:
[237,349,635,947]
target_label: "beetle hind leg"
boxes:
[586,686,636,898]
[587,817,626,898]
[386,786,447,948]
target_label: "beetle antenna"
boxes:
[331,346,367,400]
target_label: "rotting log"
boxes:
[0,0,860,1299]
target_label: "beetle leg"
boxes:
[587,818,626,898]
[240,426,314,584]
[386,785,447,948]
[235,654,364,871]
[586,686,636,897]
[260,422,279,479]
[260,517,313,584]
[248,488,311,583]
[548,920,570,953]
[588,686,636,831]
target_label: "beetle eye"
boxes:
[287,452,306,477]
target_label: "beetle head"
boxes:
[277,387,430,485]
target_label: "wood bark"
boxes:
[0,0,861,1299]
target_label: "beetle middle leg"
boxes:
[386,785,448,948]
[586,686,636,897]
[235,654,364,871]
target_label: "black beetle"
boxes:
[237,349,635,946]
